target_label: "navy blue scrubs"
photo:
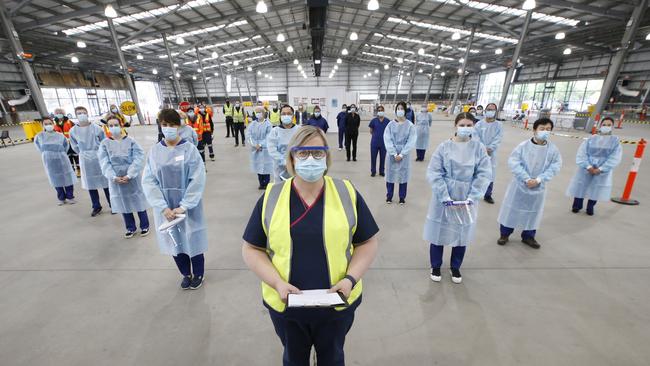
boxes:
[243,182,379,366]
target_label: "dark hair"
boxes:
[342,104,347,108]
[105,114,121,125]
[395,101,407,112]
[485,102,498,110]
[75,106,88,113]
[377,104,385,111]
[476,105,484,109]
[468,107,477,112]
[600,116,615,124]
[533,118,554,130]
[158,108,181,126]
[313,105,321,111]
[455,112,476,125]
[280,104,294,114]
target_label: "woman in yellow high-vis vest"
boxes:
[242,126,379,366]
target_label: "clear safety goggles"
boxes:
[291,146,329,160]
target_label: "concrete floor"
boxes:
[1,114,649,366]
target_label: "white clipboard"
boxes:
[158,214,186,232]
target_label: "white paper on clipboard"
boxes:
[158,214,186,232]
[287,290,347,308]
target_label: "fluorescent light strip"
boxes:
[122,21,246,50]
[182,46,267,65]
[202,53,275,69]
[361,52,447,67]
[375,33,480,54]
[63,0,225,36]
[366,44,454,61]
[388,17,518,43]
[158,36,256,58]
[430,0,579,27]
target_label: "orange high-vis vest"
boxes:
[187,115,204,141]
[54,120,74,138]
[200,112,212,132]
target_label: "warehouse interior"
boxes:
[1,0,650,365]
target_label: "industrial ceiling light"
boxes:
[215,72,220,76]
[137,53,144,60]
[297,65,303,70]
[334,65,339,70]
[440,72,445,76]
[555,32,566,40]
[247,66,253,71]
[287,45,294,53]
[175,37,185,45]
[350,32,358,41]
[406,72,410,76]
[480,63,487,70]
[522,0,536,10]
[396,57,403,63]
[197,68,202,72]
[276,33,285,42]
[646,33,650,41]
[104,4,118,18]
[418,48,425,55]
[384,64,389,70]
[418,68,423,73]
[459,58,464,63]
[173,63,178,67]
[71,56,79,63]
[435,64,441,69]
[451,32,461,40]
[269,76,273,80]
[76,41,86,48]
[212,51,218,58]
[457,68,462,74]
[495,48,503,55]
[293,59,299,65]
[341,49,349,56]
[175,72,180,78]
[192,75,197,80]
[563,47,572,55]
[367,0,379,11]
[315,60,321,64]
[337,58,342,64]
[152,69,158,75]
[363,75,367,78]
[264,74,268,78]
[375,69,379,73]
[233,60,239,66]
[256,1,268,13]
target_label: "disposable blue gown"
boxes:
[248,119,274,175]
[70,123,109,190]
[34,131,76,188]
[415,111,432,150]
[98,135,149,214]
[267,125,300,182]
[179,125,198,146]
[498,139,562,230]
[141,140,207,257]
[474,120,504,180]
[566,134,622,201]
[423,139,492,246]
[383,120,417,184]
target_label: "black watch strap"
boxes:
[344,274,357,288]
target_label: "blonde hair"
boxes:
[285,126,331,176]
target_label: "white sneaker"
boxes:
[450,269,463,284]
[57,200,65,206]
[430,268,441,282]
[338,148,342,151]
[67,199,77,204]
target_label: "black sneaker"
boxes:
[242,143,246,147]
[353,158,357,161]
[140,229,150,237]
[180,276,192,290]
[450,268,462,284]
[586,209,594,216]
[430,268,441,282]
[571,208,580,213]
[190,276,204,289]
[386,198,392,204]
[522,237,541,249]
[91,207,102,217]
[497,236,509,245]
[379,173,385,177]
[124,231,135,239]
[371,173,376,177]
[484,196,495,204]
[399,199,405,205]
[235,144,239,147]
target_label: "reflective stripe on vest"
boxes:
[270,110,280,125]
[233,108,244,123]
[201,113,212,131]
[260,176,360,313]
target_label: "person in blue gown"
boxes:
[383,101,417,204]
[414,104,432,161]
[34,116,77,205]
[267,105,300,183]
[248,106,274,189]
[473,103,504,204]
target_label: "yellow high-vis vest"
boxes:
[269,110,280,125]
[233,108,244,123]
[261,176,361,313]
[224,104,234,117]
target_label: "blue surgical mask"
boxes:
[56,114,64,120]
[187,111,195,118]
[281,115,293,125]
[77,113,89,123]
[109,126,122,137]
[111,108,118,113]
[44,124,54,132]
[294,156,327,182]
[457,126,474,138]
[485,110,496,119]
[396,109,405,118]
[536,130,550,141]
[599,126,612,134]
[162,126,178,141]
[255,112,263,120]
[314,112,321,117]
[377,111,385,117]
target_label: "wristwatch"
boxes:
[344,274,357,288]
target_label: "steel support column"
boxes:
[195,47,212,105]
[424,44,442,104]
[497,9,533,112]
[450,27,475,114]
[407,57,420,102]
[590,0,648,129]
[162,33,184,103]
[0,3,48,116]
[382,66,393,105]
